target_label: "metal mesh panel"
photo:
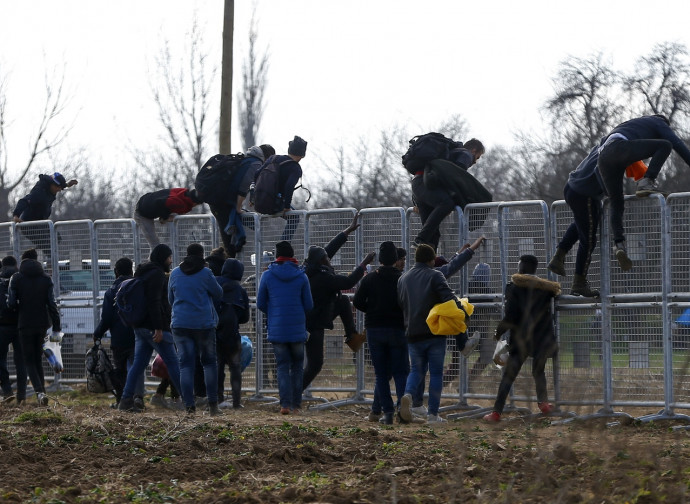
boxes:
[0,223,14,258]
[667,194,690,295]
[172,214,216,264]
[670,303,690,409]
[462,304,504,400]
[15,220,55,275]
[463,203,502,296]
[500,201,550,278]
[258,210,307,261]
[137,220,173,264]
[94,219,137,271]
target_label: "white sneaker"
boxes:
[461,331,481,357]
[398,393,413,423]
[218,401,233,409]
[37,393,48,406]
[411,405,428,417]
[427,414,447,423]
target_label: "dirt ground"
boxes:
[1,388,690,503]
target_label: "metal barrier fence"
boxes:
[2,196,690,423]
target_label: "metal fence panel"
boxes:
[172,214,216,265]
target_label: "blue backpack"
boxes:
[115,277,147,327]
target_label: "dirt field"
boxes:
[1,388,690,503]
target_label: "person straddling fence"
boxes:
[7,248,61,406]
[133,188,202,249]
[301,213,375,392]
[168,243,223,416]
[0,256,26,405]
[483,255,561,422]
[93,257,145,409]
[257,241,313,415]
[215,258,250,409]
[118,244,182,413]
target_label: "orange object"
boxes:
[625,160,648,181]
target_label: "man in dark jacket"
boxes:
[484,255,561,422]
[215,258,250,409]
[8,248,61,406]
[134,188,202,248]
[0,256,25,404]
[301,214,375,392]
[93,257,145,409]
[118,244,182,412]
[353,241,405,425]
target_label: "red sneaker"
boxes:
[280,407,290,415]
[483,411,501,422]
[538,402,555,415]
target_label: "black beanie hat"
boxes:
[275,241,294,258]
[150,243,173,265]
[414,244,436,264]
[378,241,398,266]
[306,245,327,265]
[186,243,205,258]
[288,135,308,157]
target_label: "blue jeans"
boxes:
[368,327,408,415]
[172,327,218,407]
[122,328,181,401]
[405,337,446,416]
[273,342,304,409]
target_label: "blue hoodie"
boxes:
[168,255,223,330]
[257,259,313,343]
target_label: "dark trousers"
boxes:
[156,377,180,399]
[19,328,46,395]
[598,138,671,243]
[411,175,455,250]
[0,325,27,399]
[368,327,408,415]
[110,345,144,402]
[210,204,236,257]
[217,337,242,407]
[559,184,601,276]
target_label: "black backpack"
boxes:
[85,342,119,394]
[253,155,294,215]
[401,132,464,175]
[0,278,16,324]
[195,153,248,206]
[115,277,147,327]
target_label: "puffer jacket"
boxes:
[168,255,222,330]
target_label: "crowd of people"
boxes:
[3,115,690,422]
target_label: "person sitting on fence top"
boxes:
[252,136,307,242]
[301,212,375,393]
[133,188,202,249]
[7,248,61,407]
[484,254,561,423]
[12,172,78,223]
[0,255,26,405]
[93,257,145,410]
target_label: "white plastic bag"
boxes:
[493,335,510,369]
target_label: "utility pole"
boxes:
[219,0,234,154]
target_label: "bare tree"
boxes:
[237,6,269,151]
[0,68,71,218]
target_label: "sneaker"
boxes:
[291,408,302,415]
[411,405,428,417]
[398,394,413,424]
[614,241,632,271]
[636,177,661,197]
[427,414,446,424]
[538,402,555,415]
[149,393,168,409]
[233,403,244,410]
[483,411,501,422]
[186,405,196,415]
[37,393,48,407]
[218,400,234,409]
[169,398,185,411]
[367,411,382,422]
[461,331,481,357]
[280,407,290,415]
[1,395,15,405]
[195,396,208,408]
[208,403,221,416]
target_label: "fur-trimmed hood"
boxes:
[510,273,561,296]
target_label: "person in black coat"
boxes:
[301,213,375,391]
[93,257,145,408]
[484,255,561,422]
[8,248,61,406]
[0,256,26,404]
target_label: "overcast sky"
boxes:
[1,0,689,182]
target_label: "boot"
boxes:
[378,412,394,425]
[548,248,567,276]
[571,274,600,298]
[208,402,221,417]
[614,241,632,271]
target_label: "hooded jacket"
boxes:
[8,258,60,331]
[216,259,250,342]
[352,265,404,329]
[168,255,222,330]
[135,188,198,220]
[93,275,135,348]
[133,261,171,333]
[257,259,313,343]
[495,273,561,359]
[12,175,58,221]
[304,232,364,331]
[0,265,19,326]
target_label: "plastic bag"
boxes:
[43,340,64,373]
[240,335,253,372]
[493,335,510,369]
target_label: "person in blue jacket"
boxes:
[169,243,223,415]
[256,240,313,415]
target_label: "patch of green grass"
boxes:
[14,410,63,425]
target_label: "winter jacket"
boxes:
[215,259,250,343]
[566,145,605,199]
[12,174,58,221]
[609,115,690,166]
[423,159,493,209]
[304,232,364,331]
[8,258,60,332]
[255,155,303,211]
[93,275,135,348]
[0,265,18,326]
[168,255,223,330]
[135,188,197,220]
[352,265,404,329]
[133,261,171,333]
[256,259,313,344]
[397,262,455,343]
[495,273,561,359]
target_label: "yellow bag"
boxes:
[426,298,474,336]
